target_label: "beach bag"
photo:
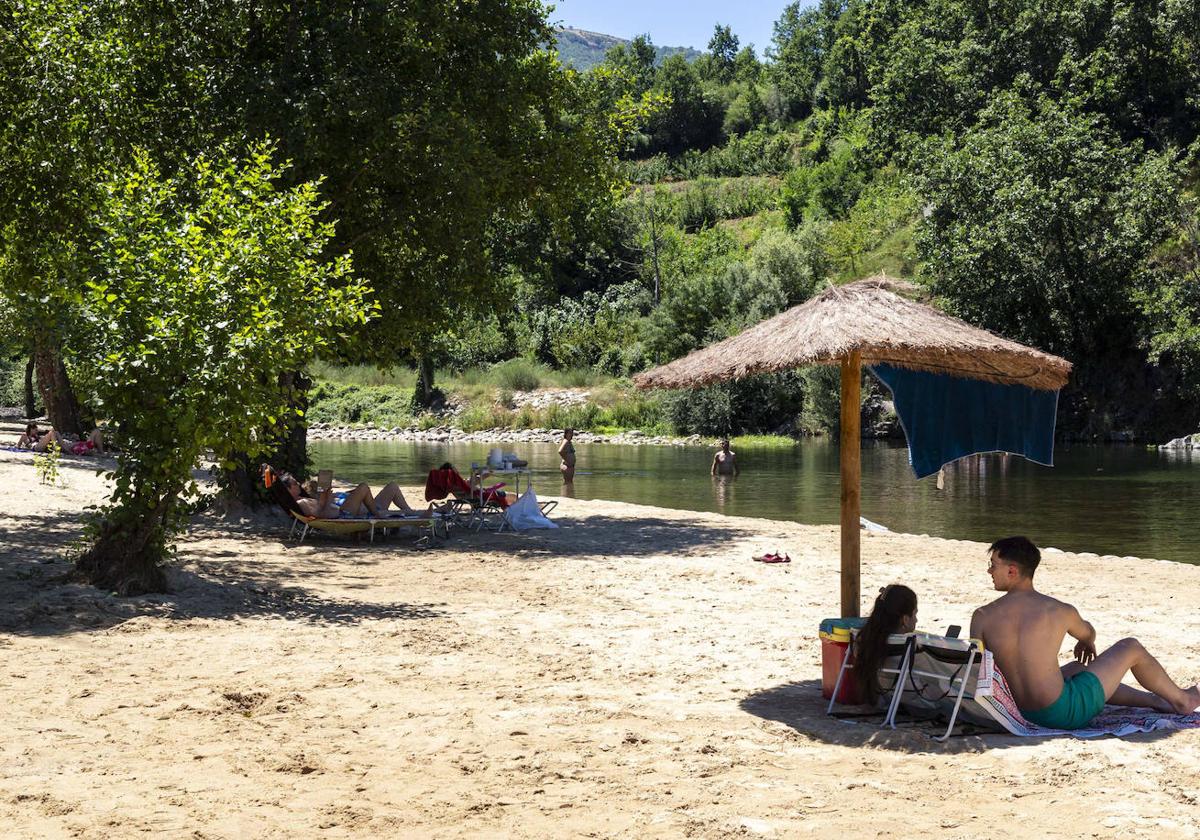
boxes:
[503,486,557,531]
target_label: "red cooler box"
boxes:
[820,617,866,704]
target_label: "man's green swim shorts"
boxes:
[1021,671,1106,730]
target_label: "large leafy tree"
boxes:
[75,146,374,594]
[915,92,1181,432]
[194,2,628,360]
[861,0,1200,155]
[2,1,632,466]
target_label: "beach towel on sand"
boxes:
[977,655,1200,739]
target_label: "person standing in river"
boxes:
[711,438,739,477]
[558,427,576,484]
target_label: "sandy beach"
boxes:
[1,449,1198,839]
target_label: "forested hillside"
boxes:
[553,26,701,70]
[513,1,1200,441]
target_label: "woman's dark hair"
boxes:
[853,584,918,704]
[440,462,455,471]
[25,422,37,436]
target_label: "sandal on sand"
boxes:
[752,552,778,563]
[761,552,791,564]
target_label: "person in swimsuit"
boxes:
[710,438,739,477]
[970,536,1200,730]
[283,474,422,519]
[18,422,62,452]
[558,428,576,483]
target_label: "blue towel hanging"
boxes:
[869,363,1060,479]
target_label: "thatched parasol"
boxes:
[633,275,1072,617]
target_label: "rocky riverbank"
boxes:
[307,422,708,447]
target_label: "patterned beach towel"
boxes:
[975,654,1200,738]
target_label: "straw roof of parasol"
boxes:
[633,275,1072,392]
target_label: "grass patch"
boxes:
[308,360,416,388]
[307,365,668,435]
[730,434,798,449]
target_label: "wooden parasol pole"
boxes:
[839,351,862,618]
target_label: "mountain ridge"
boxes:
[553,26,702,71]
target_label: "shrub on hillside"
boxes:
[487,358,542,392]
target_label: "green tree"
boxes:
[73,146,374,594]
[915,92,1180,423]
[603,34,658,98]
[647,55,725,154]
[768,0,841,119]
[706,24,739,84]
[1139,198,1200,394]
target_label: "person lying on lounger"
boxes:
[853,584,918,704]
[971,536,1200,730]
[282,474,423,519]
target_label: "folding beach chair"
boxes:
[425,466,557,532]
[887,633,985,741]
[826,630,916,725]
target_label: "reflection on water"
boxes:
[309,438,1200,565]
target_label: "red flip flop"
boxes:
[752,552,779,563]
[761,552,791,564]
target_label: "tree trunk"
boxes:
[24,357,38,419]
[221,370,311,505]
[33,337,83,435]
[74,495,174,595]
[415,357,436,407]
[271,369,311,477]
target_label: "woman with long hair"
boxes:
[853,584,918,705]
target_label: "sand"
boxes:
[1,448,1199,839]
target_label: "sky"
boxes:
[549,0,794,54]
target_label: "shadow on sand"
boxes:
[0,509,446,638]
[0,507,747,639]
[740,679,1189,752]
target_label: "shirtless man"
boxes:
[710,438,739,477]
[971,536,1200,730]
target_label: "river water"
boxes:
[309,439,1200,564]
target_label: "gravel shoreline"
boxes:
[308,422,711,447]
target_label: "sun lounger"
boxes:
[262,465,449,543]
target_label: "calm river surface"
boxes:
[309,439,1200,564]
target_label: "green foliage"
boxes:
[915,92,1180,362]
[306,382,414,427]
[731,434,797,449]
[33,439,63,486]
[782,133,870,226]
[641,55,726,156]
[78,145,373,576]
[488,359,543,392]
[627,130,801,182]
[1138,198,1200,391]
[0,355,25,406]
[659,372,808,436]
[826,171,920,278]
[797,366,842,435]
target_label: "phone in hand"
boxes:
[945,624,962,639]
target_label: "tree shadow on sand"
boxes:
[0,510,446,638]
[740,679,1190,752]
[0,507,753,639]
